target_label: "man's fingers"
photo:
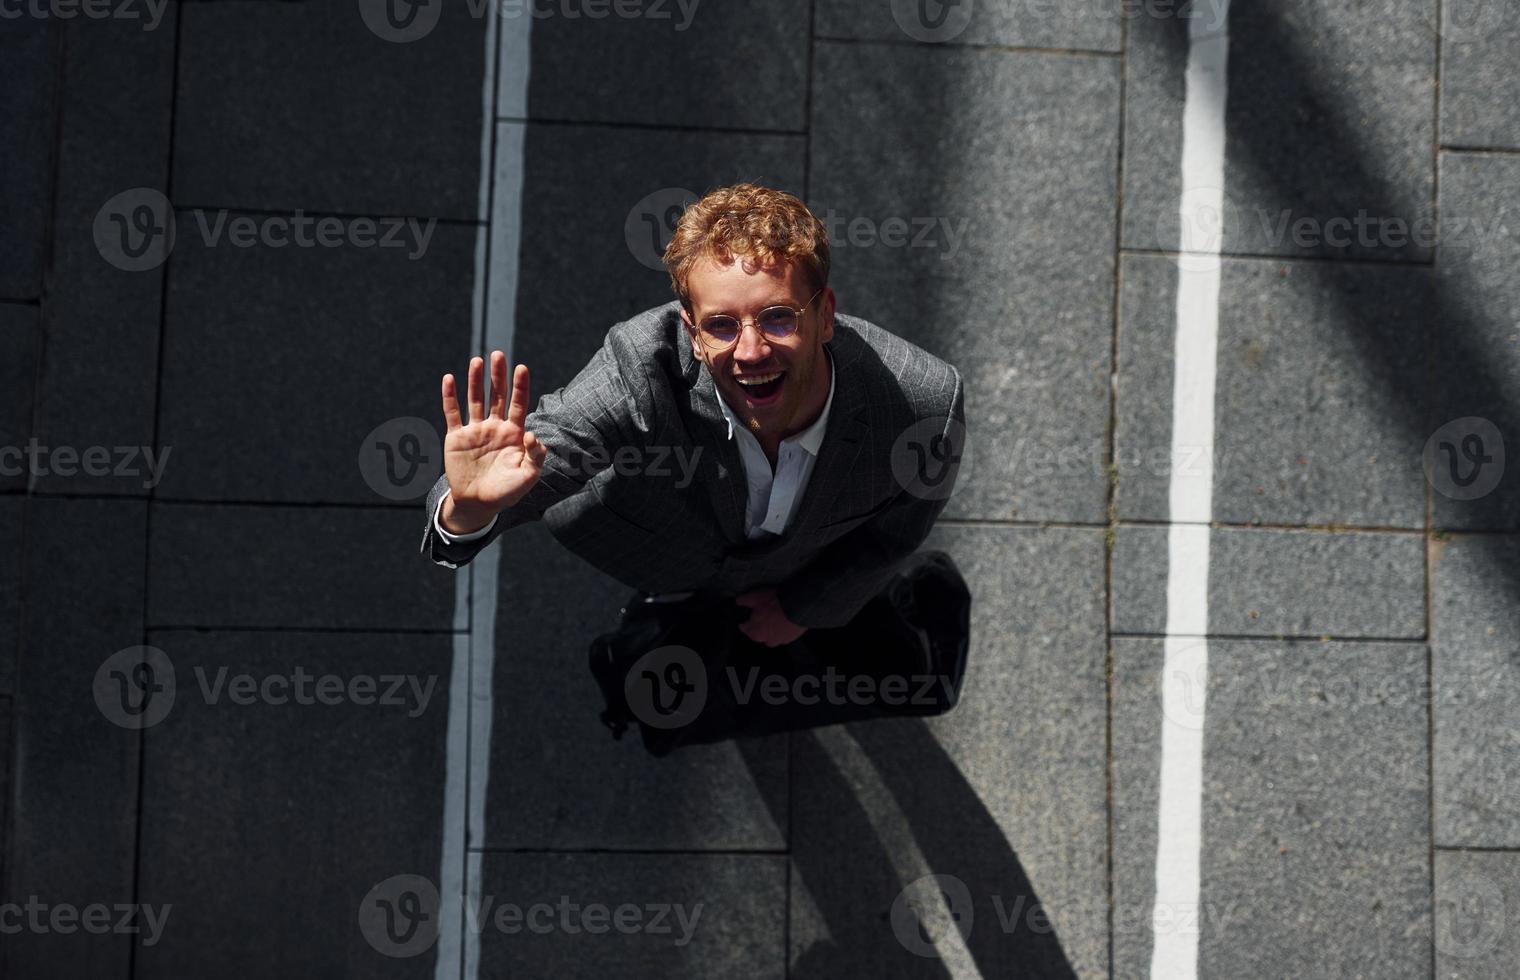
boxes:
[506,363,531,429]
[523,430,547,465]
[466,356,486,423]
[488,350,508,420]
[441,374,464,432]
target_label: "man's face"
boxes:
[680,254,835,442]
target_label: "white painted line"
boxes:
[433,570,473,980]
[435,4,532,979]
[1149,2,1229,979]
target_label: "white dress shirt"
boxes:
[433,347,836,544]
[715,347,835,539]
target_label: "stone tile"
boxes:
[1441,2,1520,150]
[174,1,487,220]
[34,15,174,495]
[1111,525,1425,638]
[810,42,1120,523]
[483,523,788,850]
[1124,0,1436,262]
[1115,255,1431,527]
[0,303,40,494]
[1432,533,1520,847]
[1112,637,1431,979]
[1434,849,1520,975]
[4,497,145,979]
[134,628,450,979]
[815,0,1120,53]
[0,695,9,881]
[477,851,787,979]
[789,525,1109,978]
[0,498,21,692]
[0,17,56,300]
[511,123,804,389]
[1117,3,1189,256]
[520,0,807,130]
[147,503,455,630]
[1431,153,1520,531]
[155,213,475,504]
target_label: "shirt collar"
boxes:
[713,345,836,455]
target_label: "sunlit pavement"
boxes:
[3,2,1519,977]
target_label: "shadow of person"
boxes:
[735,719,1080,979]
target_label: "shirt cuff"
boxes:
[433,491,498,543]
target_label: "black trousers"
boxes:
[589,550,972,755]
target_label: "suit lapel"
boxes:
[785,333,871,537]
[679,331,749,545]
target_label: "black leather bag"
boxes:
[587,550,972,757]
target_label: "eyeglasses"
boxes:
[693,287,824,350]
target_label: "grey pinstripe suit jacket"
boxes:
[419,300,966,629]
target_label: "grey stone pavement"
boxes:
[2,0,1519,977]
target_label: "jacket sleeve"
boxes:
[419,332,642,569]
[774,368,966,629]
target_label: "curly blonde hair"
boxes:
[662,183,830,311]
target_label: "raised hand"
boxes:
[438,351,547,534]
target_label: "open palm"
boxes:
[440,351,547,519]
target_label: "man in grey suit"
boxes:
[420,183,967,650]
